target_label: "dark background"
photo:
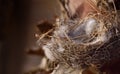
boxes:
[0,0,61,74]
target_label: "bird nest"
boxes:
[26,0,120,74]
[48,11,118,68]
[41,1,120,74]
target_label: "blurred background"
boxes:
[0,0,61,74]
